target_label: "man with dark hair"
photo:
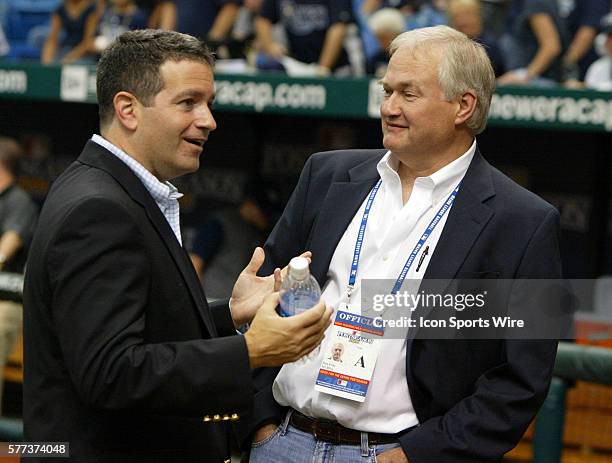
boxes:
[24,29,330,462]
[0,137,37,413]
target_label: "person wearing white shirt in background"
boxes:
[585,12,612,91]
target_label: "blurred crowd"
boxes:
[0,0,611,89]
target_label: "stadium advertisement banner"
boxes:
[1,63,612,132]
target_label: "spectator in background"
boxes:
[0,137,37,414]
[498,0,567,86]
[41,0,100,64]
[479,0,511,38]
[137,0,177,29]
[255,0,354,75]
[232,0,265,42]
[175,0,241,42]
[362,1,447,30]
[92,0,148,53]
[585,12,612,91]
[558,0,610,85]
[189,181,278,300]
[447,0,505,76]
[366,8,405,77]
[0,24,9,57]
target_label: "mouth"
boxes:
[184,137,206,148]
[385,122,407,129]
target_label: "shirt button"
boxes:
[382,255,389,261]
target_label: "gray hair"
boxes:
[389,25,495,135]
[97,29,215,128]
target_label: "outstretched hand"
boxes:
[229,247,311,327]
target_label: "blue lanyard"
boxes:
[348,179,461,298]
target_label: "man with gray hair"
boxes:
[244,25,561,462]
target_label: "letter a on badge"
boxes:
[354,356,365,368]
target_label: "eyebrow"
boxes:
[174,89,215,101]
[379,80,421,91]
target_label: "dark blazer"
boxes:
[24,141,253,462]
[241,148,562,462]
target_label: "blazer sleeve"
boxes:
[208,298,237,336]
[46,196,253,417]
[400,207,563,463]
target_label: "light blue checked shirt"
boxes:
[91,134,183,245]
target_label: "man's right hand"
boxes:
[244,292,332,369]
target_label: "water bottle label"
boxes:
[279,279,321,317]
[314,310,384,402]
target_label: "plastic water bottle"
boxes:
[279,257,321,317]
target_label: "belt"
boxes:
[289,410,399,445]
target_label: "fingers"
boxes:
[260,292,280,313]
[281,250,313,277]
[294,305,332,349]
[273,268,281,291]
[306,306,333,336]
[299,331,327,358]
[244,246,265,274]
[290,300,327,327]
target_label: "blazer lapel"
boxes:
[405,149,496,344]
[77,141,217,336]
[422,150,496,280]
[308,156,382,286]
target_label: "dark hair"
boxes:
[96,29,215,128]
[0,137,22,177]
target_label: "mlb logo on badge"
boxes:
[337,379,348,386]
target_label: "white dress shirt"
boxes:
[91,134,184,245]
[273,141,476,433]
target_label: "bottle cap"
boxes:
[288,257,309,280]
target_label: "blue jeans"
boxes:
[249,411,402,463]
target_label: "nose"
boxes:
[380,91,400,118]
[195,104,217,132]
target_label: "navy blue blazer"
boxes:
[241,147,562,462]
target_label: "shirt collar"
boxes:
[91,134,183,204]
[376,139,476,205]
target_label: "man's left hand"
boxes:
[376,447,409,463]
[229,247,312,327]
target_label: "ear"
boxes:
[112,91,139,131]
[455,89,477,126]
